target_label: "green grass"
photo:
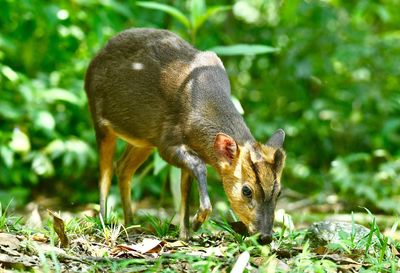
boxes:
[0,206,399,272]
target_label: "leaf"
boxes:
[1,65,18,82]
[32,153,54,177]
[48,210,69,248]
[231,251,250,273]
[190,0,206,29]
[9,128,31,153]
[112,238,164,258]
[131,238,163,254]
[44,139,65,159]
[102,0,132,18]
[0,146,14,168]
[25,204,42,229]
[34,111,55,131]
[0,233,21,250]
[193,5,231,31]
[210,44,279,56]
[42,88,81,105]
[31,233,48,243]
[153,152,168,175]
[231,95,244,114]
[190,0,206,22]
[169,166,181,211]
[136,2,190,29]
[0,101,22,120]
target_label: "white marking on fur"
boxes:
[99,118,112,127]
[131,62,144,70]
[233,160,242,179]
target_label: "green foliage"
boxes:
[0,0,399,216]
[137,0,230,43]
[144,214,178,238]
[210,44,279,56]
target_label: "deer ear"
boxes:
[214,133,238,165]
[273,148,286,173]
[266,129,285,148]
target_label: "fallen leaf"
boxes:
[0,253,39,269]
[110,245,146,258]
[392,245,399,257]
[205,246,227,257]
[35,242,67,257]
[48,209,69,248]
[274,247,302,259]
[92,247,110,258]
[25,203,42,229]
[231,251,250,273]
[0,233,20,250]
[31,233,48,243]
[165,240,188,249]
[130,238,164,254]
[314,246,328,255]
[317,254,363,265]
[338,263,362,272]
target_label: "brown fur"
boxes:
[84,28,286,242]
[218,142,286,234]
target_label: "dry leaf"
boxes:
[314,246,328,255]
[111,245,146,258]
[35,243,67,257]
[0,253,39,269]
[392,245,399,257]
[25,203,42,229]
[0,233,20,250]
[165,240,188,249]
[231,251,250,273]
[48,209,69,248]
[317,254,363,265]
[130,238,164,254]
[31,233,48,243]
[205,246,226,257]
[338,263,362,272]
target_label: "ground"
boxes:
[1,203,400,273]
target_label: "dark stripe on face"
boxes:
[271,174,278,199]
[249,157,265,201]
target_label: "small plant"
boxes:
[136,0,278,54]
[137,0,230,44]
[210,219,247,244]
[0,201,21,232]
[0,201,10,230]
[145,214,178,238]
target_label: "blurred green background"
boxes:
[0,0,399,216]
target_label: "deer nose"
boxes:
[258,234,273,244]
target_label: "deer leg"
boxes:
[159,145,212,234]
[116,144,152,225]
[179,170,193,240]
[95,127,116,222]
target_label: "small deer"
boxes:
[84,28,286,244]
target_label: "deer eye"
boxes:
[242,185,252,198]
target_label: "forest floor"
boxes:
[0,199,400,272]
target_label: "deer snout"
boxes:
[255,203,276,244]
[258,233,273,244]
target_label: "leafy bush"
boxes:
[0,0,399,213]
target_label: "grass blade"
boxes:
[210,44,279,56]
[136,2,190,29]
[193,5,231,31]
